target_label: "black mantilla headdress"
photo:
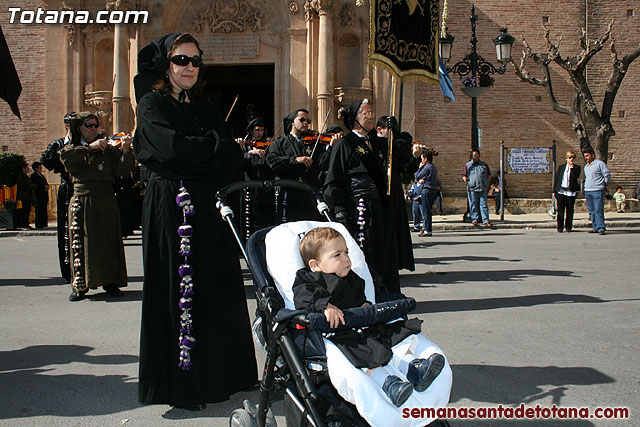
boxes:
[133,33,205,102]
[339,99,366,131]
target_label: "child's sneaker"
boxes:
[407,353,445,392]
[382,375,414,407]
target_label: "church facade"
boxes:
[1,0,638,198]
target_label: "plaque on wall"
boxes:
[507,147,552,174]
[199,33,259,61]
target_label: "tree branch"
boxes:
[511,37,571,115]
[575,20,613,71]
[602,40,640,123]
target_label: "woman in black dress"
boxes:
[133,33,257,410]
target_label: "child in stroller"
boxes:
[294,227,445,407]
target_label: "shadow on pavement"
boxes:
[0,277,66,287]
[413,293,607,314]
[86,289,142,302]
[0,345,139,420]
[402,269,578,287]
[414,256,522,265]
[414,240,495,248]
[450,364,614,407]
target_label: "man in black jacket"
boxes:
[41,112,75,282]
[266,109,330,220]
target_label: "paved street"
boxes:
[0,226,638,426]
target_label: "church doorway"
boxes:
[204,63,275,140]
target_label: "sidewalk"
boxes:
[428,211,640,231]
[3,211,639,238]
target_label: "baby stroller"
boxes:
[216,180,452,427]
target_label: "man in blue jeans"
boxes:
[415,151,438,236]
[583,147,611,235]
[462,149,492,227]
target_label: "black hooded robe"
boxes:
[134,91,257,406]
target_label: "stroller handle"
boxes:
[216,179,331,220]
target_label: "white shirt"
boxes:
[557,164,576,197]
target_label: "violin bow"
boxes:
[406,115,416,135]
[225,94,240,122]
[310,107,332,158]
[271,121,284,140]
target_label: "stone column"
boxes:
[313,0,334,127]
[304,1,317,111]
[109,1,134,133]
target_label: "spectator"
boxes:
[461,149,492,227]
[16,162,36,230]
[30,161,49,228]
[406,181,422,232]
[612,187,626,213]
[414,150,438,237]
[583,147,611,235]
[553,151,581,233]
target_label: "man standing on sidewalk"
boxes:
[583,147,611,235]
[462,149,492,227]
[415,150,438,236]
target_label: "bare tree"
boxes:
[511,22,640,162]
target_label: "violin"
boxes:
[107,132,128,147]
[413,143,438,156]
[302,130,336,145]
[245,138,272,150]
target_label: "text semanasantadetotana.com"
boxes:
[402,404,630,420]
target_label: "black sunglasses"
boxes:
[169,54,203,67]
[298,117,311,124]
[83,123,99,129]
[567,156,575,159]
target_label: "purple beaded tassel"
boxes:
[356,198,366,248]
[176,182,196,370]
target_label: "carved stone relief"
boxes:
[339,2,355,27]
[187,0,278,33]
[304,0,317,21]
[289,0,299,15]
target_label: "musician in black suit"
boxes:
[553,150,581,232]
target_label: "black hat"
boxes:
[69,111,99,145]
[326,124,343,134]
[246,117,265,134]
[340,99,365,131]
[133,33,205,102]
[63,112,76,124]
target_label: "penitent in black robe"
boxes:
[323,131,417,292]
[134,91,257,406]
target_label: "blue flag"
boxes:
[439,58,455,102]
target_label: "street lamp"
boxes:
[439,4,514,151]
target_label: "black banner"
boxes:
[0,25,22,120]
[369,0,439,82]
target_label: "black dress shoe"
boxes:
[69,290,87,302]
[103,284,124,297]
[173,403,206,411]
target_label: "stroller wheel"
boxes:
[229,408,255,427]
[229,399,277,427]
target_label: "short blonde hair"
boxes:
[566,150,576,158]
[299,227,345,265]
